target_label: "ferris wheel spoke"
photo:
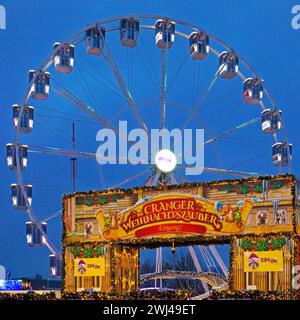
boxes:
[166,54,189,94]
[176,116,261,159]
[76,51,122,96]
[37,210,62,223]
[228,150,270,170]
[177,165,266,177]
[97,163,107,190]
[27,145,151,165]
[204,116,261,145]
[108,103,128,122]
[75,61,104,115]
[160,48,168,129]
[173,171,188,184]
[50,82,135,150]
[139,34,160,88]
[28,146,97,159]
[182,62,227,130]
[108,168,152,190]
[51,84,118,132]
[96,29,148,133]
[103,54,148,132]
[168,100,217,138]
[107,97,160,123]
[168,100,224,172]
[136,46,160,93]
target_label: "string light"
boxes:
[171,242,176,254]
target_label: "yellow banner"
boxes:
[244,251,283,272]
[95,193,253,240]
[74,258,105,277]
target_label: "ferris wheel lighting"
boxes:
[155,149,177,173]
[12,196,17,207]
[7,157,13,167]
[50,267,57,277]
[26,234,32,245]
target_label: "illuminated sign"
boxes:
[95,193,253,240]
[74,257,105,277]
[0,280,23,291]
[244,251,283,272]
[155,149,177,173]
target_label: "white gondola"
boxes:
[189,32,209,60]
[11,184,32,210]
[12,104,34,133]
[6,144,28,170]
[86,26,105,56]
[29,70,50,100]
[49,254,61,277]
[53,42,74,73]
[155,19,175,49]
[272,142,292,166]
[219,51,239,79]
[120,18,139,48]
[261,109,282,134]
[243,78,264,104]
[26,222,47,246]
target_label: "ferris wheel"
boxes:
[7,15,292,280]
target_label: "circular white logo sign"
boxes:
[155,149,177,173]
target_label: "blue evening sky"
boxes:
[0,0,299,278]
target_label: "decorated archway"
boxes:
[63,175,300,295]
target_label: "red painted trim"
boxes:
[135,223,206,238]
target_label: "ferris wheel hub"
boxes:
[155,149,177,173]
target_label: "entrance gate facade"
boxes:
[63,175,300,294]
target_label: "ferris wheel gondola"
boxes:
[218,51,239,79]
[53,42,75,73]
[12,104,34,133]
[85,26,105,56]
[261,108,282,134]
[26,221,47,247]
[120,18,140,48]
[6,144,28,170]
[243,78,264,104]
[189,32,209,60]
[28,70,50,100]
[155,19,175,49]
